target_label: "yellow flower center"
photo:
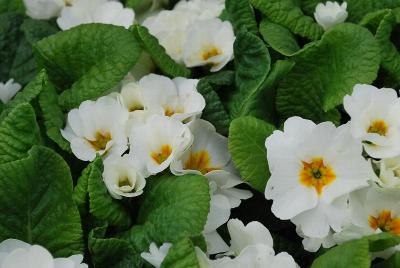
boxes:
[128,103,144,112]
[184,150,221,175]
[299,158,336,196]
[367,120,388,136]
[118,177,132,188]
[87,132,112,151]
[64,0,73,6]
[164,106,183,117]
[151,144,172,165]
[202,47,222,61]
[368,210,400,235]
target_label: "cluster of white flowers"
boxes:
[23,0,135,30]
[0,239,87,268]
[314,1,348,30]
[61,73,252,253]
[143,0,235,72]
[141,219,298,268]
[0,79,21,104]
[265,84,400,255]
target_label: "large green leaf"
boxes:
[160,238,200,268]
[375,252,400,268]
[228,116,275,192]
[0,0,24,14]
[0,146,83,257]
[276,23,380,122]
[0,103,40,164]
[250,0,323,40]
[34,23,141,110]
[229,29,271,119]
[225,0,258,35]
[132,24,191,78]
[259,19,300,56]
[120,174,210,253]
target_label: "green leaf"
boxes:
[201,70,235,89]
[250,0,323,40]
[225,0,258,35]
[132,24,191,78]
[0,146,83,257]
[197,80,230,135]
[38,75,71,152]
[375,252,400,268]
[276,23,380,122]
[0,0,25,14]
[0,103,40,164]
[120,174,210,253]
[229,28,271,119]
[87,158,132,228]
[34,23,141,110]
[367,232,400,252]
[311,238,370,268]
[160,238,200,268]
[228,116,275,192]
[89,226,141,268]
[259,19,300,56]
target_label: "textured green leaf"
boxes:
[0,103,40,164]
[132,24,191,78]
[87,158,132,228]
[259,19,300,56]
[201,70,235,89]
[228,116,275,192]
[0,0,25,14]
[160,238,200,268]
[375,252,400,268]
[34,23,141,110]
[226,0,258,35]
[276,23,380,122]
[38,75,71,152]
[250,0,323,40]
[229,29,271,119]
[0,146,83,257]
[89,226,141,268]
[197,80,230,135]
[121,174,210,253]
[367,232,400,252]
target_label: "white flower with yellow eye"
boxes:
[143,10,195,62]
[120,80,144,113]
[57,0,135,30]
[314,1,348,30]
[23,0,72,20]
[139,74,205,122]
[0,79,21,104]
[265,117,373,238]
[0,239,87,268]
[344,84,400,159]
[140,242,172,268]
[175,0,225,21]
[61,96,129,162]
[376,157,400,188]
[183,18,235,72]
[129,115,193,175]
[102,154,147,199]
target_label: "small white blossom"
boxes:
[343,84,400,158]
[297,227,336,252]
[183,18,235,72]
[61,96,129,162]
[376,157,400,188]
[141,242,172,268]
[57,0,135,30]
[265,117,373,238]
[0,79,21,104]
[23,0,71,20]
[314,1,348,30]
[175,0,225,21]
[129,115,193,175]
[0,239,87,268]
[102,154,147,199]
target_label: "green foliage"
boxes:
[0,146,83,257]
[229,116,275,192]
[160,238,200,268]
[225,0,258,35]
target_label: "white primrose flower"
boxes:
[61,96,129,162]
[139,74,205,122]
[376,157,400,188]
[57,0,135,30]
[102,154,147,199]
[140,242,172,268]
[129,115,193,175]
[343,84,400,159]
[175,0,225,21]
[0,79,21,104]
[23,0,72,20]
[297,227,336,252]
[265,117,373,238]
[0,239,87,268]
[143,10,194,62]
[314,1,348,30]
[183,18,235,72]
